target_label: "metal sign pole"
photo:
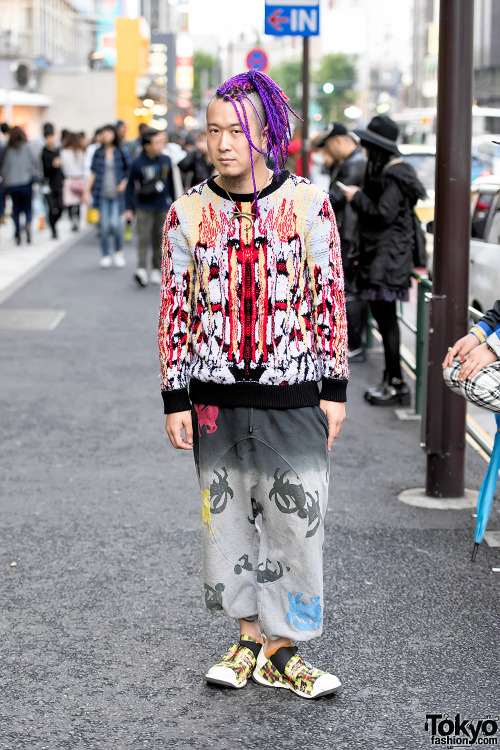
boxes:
[424,0,474,497]
[301,35,310,179]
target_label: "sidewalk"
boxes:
[0,212,93,305]
[0,233,498,750]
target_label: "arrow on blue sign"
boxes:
[265,3,320,37]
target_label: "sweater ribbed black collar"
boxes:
[207,170,290,202]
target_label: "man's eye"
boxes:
[232,129,241,135]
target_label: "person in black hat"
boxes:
[338,114,426,406]
[319,123,367,362]
[41,123,64,239]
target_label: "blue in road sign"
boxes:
[246,48,269,72]
[265,2,320,37]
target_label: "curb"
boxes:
[0,226,93,306]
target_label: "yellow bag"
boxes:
[86,207,99,224]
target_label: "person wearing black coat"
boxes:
[41,123,64,239]
[177,132,214,189]
[318,122,367,361]
[340,115,426,406]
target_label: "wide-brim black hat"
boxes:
[354,114,400,154]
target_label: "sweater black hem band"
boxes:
[189,379,320,410]
[162,378,348,414]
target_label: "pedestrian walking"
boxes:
[0,125,39,244]
[125,128,174,286]
[61,132,86,232]
[177,131,214,189]
[158,70,348,699]
[319,123,367,362]
[84,124,131,269]
[339,115,426,406]
[443,298,500,412]
[41,123,64,239]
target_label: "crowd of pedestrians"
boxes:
[0,111,426,373]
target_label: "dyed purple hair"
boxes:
[215,69,301,213]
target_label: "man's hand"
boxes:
[442,333,481,369]
[338,185,360,203]
[124,210,133,222]
[165,410,193,450]
[320,399,346,451]
[456,342,498,382]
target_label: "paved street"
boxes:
[0,233,498,750]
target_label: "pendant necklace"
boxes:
[221,169,273,226]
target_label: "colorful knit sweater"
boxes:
[158,170,348,414]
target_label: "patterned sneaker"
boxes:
[253,645,341,699]
[205,635,262,689]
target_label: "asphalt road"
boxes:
[1,233,498,750]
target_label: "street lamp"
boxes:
[322,82,334,94]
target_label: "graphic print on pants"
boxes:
[192,404,330,642]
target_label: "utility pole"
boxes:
[424,0,474,497]
[301,36,310,179]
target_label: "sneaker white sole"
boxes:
[252,651,342,699]
[205,665,248,689]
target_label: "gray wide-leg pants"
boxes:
[192,404,331,642]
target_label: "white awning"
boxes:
[0,89,53,107]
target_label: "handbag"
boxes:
[68,177,86,196]
[86,207,99,224]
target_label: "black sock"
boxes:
[240,638,261,659]
[270,645,298,674]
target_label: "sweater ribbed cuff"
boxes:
[320,377,348,402]
[162,387,191,414]
[470,324,487,343]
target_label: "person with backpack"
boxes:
[84,124,131,268]
[0,126,39,244]
[339,115,426,406]
[124,128,174,287]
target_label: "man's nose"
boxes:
[218,130,231,150]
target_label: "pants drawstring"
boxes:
[249,407,254,434]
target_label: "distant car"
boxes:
[469,175,500,313]
[425,175,500,314]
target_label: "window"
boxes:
[471,192,493,239]
[485,195,500,245]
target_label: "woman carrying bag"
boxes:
[83,124,131,268]
[61,132,86,232]
[0,126,39,244]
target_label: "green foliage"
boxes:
[193,50,218,109]
[313,54,357,123]
[268,60,303,116]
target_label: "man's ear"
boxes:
[261,125,269,151]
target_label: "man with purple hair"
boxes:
[158,70,348,699]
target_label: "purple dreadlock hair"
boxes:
[215,69,301,215]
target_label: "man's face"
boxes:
[206,97,267,179]
[145,133,164,157]
[117,123,126,140]
[45,134,56,149]
[325,135,343,161]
